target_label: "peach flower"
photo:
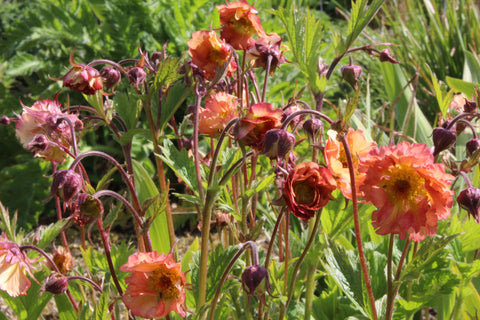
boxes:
[359,141,454,241]
[198,92,238,137]
[120,251,187,319]
[217,0,265,50]
[324,128,376,199]
[0,234,33,297]
[188,30,237,79]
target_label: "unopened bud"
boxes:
[100,66,121,92]
[241,265,272,304]
[262,129,295,161]
[303,118,323,140]
[466,138,480,158]
[464,99,477,113]
[127,67,146,90]
[432,127,456,157]
[457,187,480,222]
[379,48,400,64]
[0,115,10,126]
[341,64,362,90]
[43,273,69,295]
[50,170,83,202]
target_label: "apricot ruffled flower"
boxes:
[283,162,337,220]
[217,1,264,50]
[199,92,238,137]
[0,234,33,297]
[188,30,237,79]
[120,251,187,319]
[234,102,283,151]
[359,141,454,242]
[324,128,376,199]
[15,99,82,163]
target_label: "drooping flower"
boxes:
[50,169,83,203]
[59,51,103,95]
[234,102,283,151]
[283,162,337,220]
[246,32,286,74]
[217,1,264,50]
[188,30,237,79]
[198,92,238,137]
[120,251,187,319]
[324,128,376,199]
[359,141,454,242]
[241,265,274,305]
[262,128,295,161]
[15,99,82,163]
[51,246,73,275]
[0,234,33,297]
[457,187,480,222]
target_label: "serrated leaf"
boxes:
[55,293,77,320]
[94,283,110,320]
[6,52,45,76]
[118,128,150,146]
[344,0,385,51]
[159,81,191,132]
[37,219,70,250]
[173,193,201,206]
[153,58,183,91]
[113,92,142,130]
[243,174,275,199]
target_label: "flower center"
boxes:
[382,165,426,204]
[293,182,315,205]
[150,265,182,300]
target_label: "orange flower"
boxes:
[217,1,265,50]
[15,99,82,163]
[359,141,454,241]
[283,162,337,220]
[324,128,377,199]
[188,30,237,79]
[199,92,238,137]
[120,251,187,319]
[0,234,33,297]
[234,102,283,150]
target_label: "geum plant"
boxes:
[1,0,480,319]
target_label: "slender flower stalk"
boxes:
[96,220,123,296]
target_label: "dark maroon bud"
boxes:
[0,115,10,126]
[466,138,480,157]
[262,129,295,161]
[72,193,103,226]
[303,118,323,140]
[457,187,480,222]
[100,66,121,92]
[27,134,49,153]
[241,265,273,304]
[51,170,83,202]
[379,48,400,64]
[432,127,457,157]
[127,67,146,90]
[464,99,477,113]
[43,273,69,295]
[74,119,84,131]
[341,64,362,90]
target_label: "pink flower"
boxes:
[60,51,103,95]
[359,141,454,241]
[188,30,237,79]
[120,251,187,319]
[15,99,81,163]
[198,92,238,137]
[217,1,265,50]
[0,234,33,297]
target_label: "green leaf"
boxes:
[55,293,77,320]
[94,283,110,320]
[113,92,142,130]
[344,0,385,51]
[153,58,183,91]
[446,76,480,99]
[429,67,454,117]
[6,52,45,76]
[36,219,70,250]
[132,160,170,254]
[463,50,480,84]
[118,128,150,146]
[159,81,191,132]
[243,174,275,200]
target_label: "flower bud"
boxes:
[432,127,456,157]
[466,138,480,157]
[262,129,295,161]
[341,64,362,90]
[464,99,477,113]
[72,193,104,226]
[379,48,400,64]
[63,64,103,95]
[43,273,69,295]
[27,134,49,153]
[457,187,480,222]
[303,118,323,140]
[50,170,83,202]
[0,115,10,126]
[241,265,272,304]
[127,67,146,91]
[100,66,121,92]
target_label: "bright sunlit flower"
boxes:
[359,141,454,241]
[120,251,187,319]
[0,234,33,297]
[188,30,237,79]
[198,92,238,137]
[217,0,265,50]
[15,99,82,163]
[283,162,337,220]
[324,128,376,199]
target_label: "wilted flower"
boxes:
[120,251,187,319]
[283,162,337,220]
[217,1,264,50]
[51,246,73,275]
[432,127,457,157]
[0,234,33,297]
[324,128,376,199]
[247,32,286,73]
[378,48,400,64]
[262,128,295,161]
[241,265,273,305]
[188,30,237,79]
[15,99,82,163]
[198,92,238,137]
[457,187,480,222]
[50,169,83,202]
[43,273,69,295]
[59,51,102,95]
[71,193,104,226]
[235,102,283,150]
[466,138,480,157]
[359,141,454,242]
